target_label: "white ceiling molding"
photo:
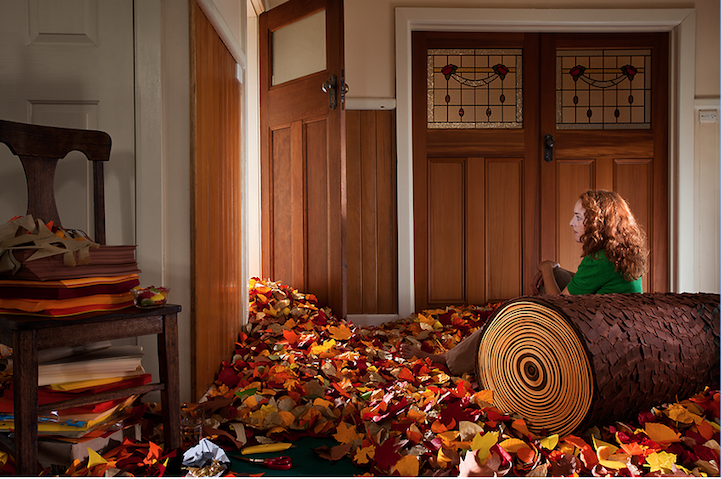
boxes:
[197,0,247,68]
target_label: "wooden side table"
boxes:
[0,304,182,476]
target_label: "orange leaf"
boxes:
[333,421,363,444]
[695,421,715,441]
[406,424,423,444]
[393,454,420,476]
[397,368,415,382]
[516,447,535,464]
[620,442,645,456]
[328,324,353,340]
[644,422,682,444]
[578,445,599,469]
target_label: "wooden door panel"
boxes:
[306,118,331,302]
[615,159,653,291]
[428,159,466,304]
[555,160,593,273]
[485,159,523,302]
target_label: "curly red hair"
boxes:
[579,190,648,281]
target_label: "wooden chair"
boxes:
[0,119,181,475]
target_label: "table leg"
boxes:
[158,312,181,451]
[14,329,39,476]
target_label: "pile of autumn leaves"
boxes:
[202,278,720,477]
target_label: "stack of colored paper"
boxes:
[0,343,150,439]
[0,273,140,317]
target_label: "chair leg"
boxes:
[157,312,181,451]
[13,329,39,476]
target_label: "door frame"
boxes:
[395,7,696,317]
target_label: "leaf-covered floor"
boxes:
[32,278,721,476]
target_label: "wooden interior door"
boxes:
[413,32,669,311]
[413,32,541,310]
[260,0,346,317]
[539,33,669,293]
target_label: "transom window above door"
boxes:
[556,49,651,130]
[427,48,523,129]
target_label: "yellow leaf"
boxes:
[87,448,107,468]
[644,422,681,444]
[599,457,629,470]
[644,451,677,472]
[328,324,353,340]
[310,339,336,355]
[437,448,453,468]
[540,434,559,451]
[665,403,703,424]
[471,431,498,465]
[333,421,363,444]
[354,445,375,464]
[393,454,420,476]
[438,430,460,446]
[417,313,434,326]
[592,435,618,454]
[499,438,528,454]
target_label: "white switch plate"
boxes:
[698,110,718,123]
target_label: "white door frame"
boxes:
[395,8,696,317]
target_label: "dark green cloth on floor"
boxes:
[228,436,366,476]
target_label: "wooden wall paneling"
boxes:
[360,111,379,312]
[191,2,243,400]
[374,110,397,314]
[345,110,398,315]
[428,158,465,305]
[485,159,523,302]
[346,111,362,312]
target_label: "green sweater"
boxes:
[566,250,642,294]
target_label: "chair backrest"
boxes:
[0,119,111,245]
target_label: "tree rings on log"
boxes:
[476,293,720,437]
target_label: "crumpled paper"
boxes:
[181,438,231,477]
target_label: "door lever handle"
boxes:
[544,134,555,162]
[321,75,337,110]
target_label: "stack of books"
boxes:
[0,342,150,467]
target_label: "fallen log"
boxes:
[476,293,719,436]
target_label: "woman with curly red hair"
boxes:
[401,190,648,377]
[533,189,648,295]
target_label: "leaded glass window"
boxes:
[556,49,651,129]
[427,49,522,129]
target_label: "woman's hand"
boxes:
[458,450,483,477]
[537,260,560,272]
[536,260,562,295]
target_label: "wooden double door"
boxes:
[413,32,669,310]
